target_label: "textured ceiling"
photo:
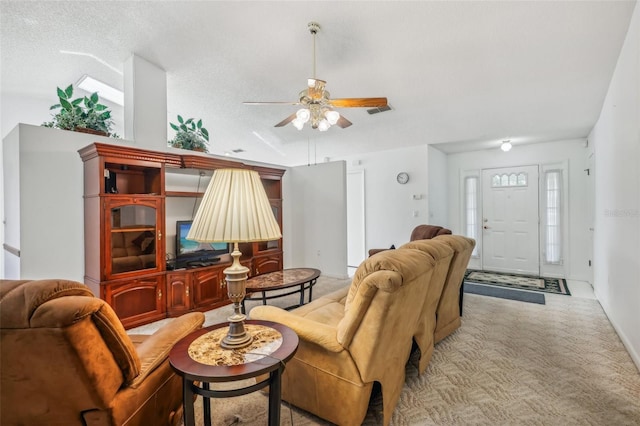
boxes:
[1,1,636,166]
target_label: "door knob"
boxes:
[483,225,490,229]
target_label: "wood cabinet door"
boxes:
[166,272,192,316]
[104,275,166,329]
[253,253,282,276]
[192,267,225,309]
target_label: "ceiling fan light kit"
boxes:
[244,21,388,131]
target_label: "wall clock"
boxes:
[396,172,410,184]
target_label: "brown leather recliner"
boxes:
[0,279,205,426]
[368,224,452,257]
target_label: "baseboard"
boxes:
[594,288,640,373]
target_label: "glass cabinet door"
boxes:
[106,198,162,278]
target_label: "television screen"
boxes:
[176,220,228,257]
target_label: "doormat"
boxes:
[463,282,546,304]
[464,270,571,296]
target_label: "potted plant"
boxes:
[168,115,210,152]
[42,84,114,136]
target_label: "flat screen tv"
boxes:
[175,220,229,263]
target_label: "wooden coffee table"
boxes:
[241,268,321,314]
[169,320,299,426]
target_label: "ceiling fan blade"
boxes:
[274,112,297,127]
[336,115,353,128]
[329,97,388,108]
[243,101,301,106]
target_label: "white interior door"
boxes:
[346,171,366,269]
[482,165,539,275]
[586,152,595,284]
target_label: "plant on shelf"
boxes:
[168,115,210,152]
[42,84,114,136]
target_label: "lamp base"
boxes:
[220,242,253,350]
[221,318,253,349]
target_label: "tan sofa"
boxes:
[251,240,459,426]
[0,279,204,426]
[431,235,476,343]
[398,238,454,372]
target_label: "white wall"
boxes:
[428,145,449,227]
[2,124,121,281]
[337,145,430,252]
[446,139,591,281]
[589,2,640,370]
[286,161,348,278]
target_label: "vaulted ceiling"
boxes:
[1,1,636,166]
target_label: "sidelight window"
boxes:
[544,170,562,264]
[464,176,479,257]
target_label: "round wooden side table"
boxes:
[169,320,299,426]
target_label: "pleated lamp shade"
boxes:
[187,168,281,243]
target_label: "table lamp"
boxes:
[187,168,281,349]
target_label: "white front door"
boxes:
[482,165,539,275]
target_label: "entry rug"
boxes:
[464,282,545,304]
[464,270,571,295]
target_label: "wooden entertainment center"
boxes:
[79,143,285,329]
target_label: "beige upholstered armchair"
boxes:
[368,224,452,257]
[0,279,205,426]
[431,235,476,343]
[251,245,452,426]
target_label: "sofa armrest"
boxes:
[250,306,344,353]
[130,312,205,388]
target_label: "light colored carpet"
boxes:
[131,277,640,425]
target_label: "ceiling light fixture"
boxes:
[501,140,512,152]
[76,74,124,106]
[289,22,341,132]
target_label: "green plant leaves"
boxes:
[168,114,210,151]
[44,84,113,135]
[60,98,73,111]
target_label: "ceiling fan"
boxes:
[244,22,388,131]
